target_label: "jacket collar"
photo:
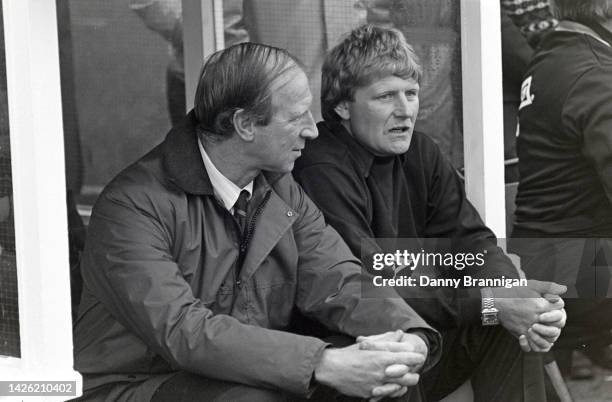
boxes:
[319,119,376,177]
[162,110,284,195]
[161,110,214,195]
[557,20,612,47]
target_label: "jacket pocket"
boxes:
[247,281,296,329]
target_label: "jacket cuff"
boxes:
[304,341,332,397]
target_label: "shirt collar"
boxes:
[198,138,253,211]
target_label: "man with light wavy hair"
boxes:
[295,24,568,401]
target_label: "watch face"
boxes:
[482,312,499,326]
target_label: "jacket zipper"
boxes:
[235,190,272,287]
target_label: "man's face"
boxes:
[252,68,318,172]
[340,75,419,156]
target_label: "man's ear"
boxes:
[233,109,255,141]
[334,101,351,121]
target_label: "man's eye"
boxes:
[291,112,308,122]
[405,90,418,97]
[376,93,393,100]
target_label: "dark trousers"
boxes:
[151,374,299,402]
[422,325,543,402]
[151,372,425,402]
[75,372,397,402]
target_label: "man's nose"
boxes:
[394,94,415,118]
[301,111,319,139]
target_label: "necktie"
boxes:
[233,190,249,239]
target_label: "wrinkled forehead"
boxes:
[269,62,306,90]
[270,67,312,109]
[355,59,420,89]
[359,74,420,93]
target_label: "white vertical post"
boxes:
[460,0,506,238]
[213,0,225,50]
[182,0,222,111]
[1,0,81,398]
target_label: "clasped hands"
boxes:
[314,330,427,401]
[492,279,567,352]
[313,280,566,400]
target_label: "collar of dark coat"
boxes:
[161,110,284,195]
[318,119,376,177]
[557,20,612,47]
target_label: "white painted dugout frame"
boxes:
[0,0,82,400]
[183,0,507,237]
[183,0,224,111]
[460,0,506,239]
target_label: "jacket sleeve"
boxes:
[294,159,506,329]
[285,177,442,369]
[81,184,328,395]
[421,141,519,281]
[566,66,612,203]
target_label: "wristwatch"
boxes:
[481,288,499,326]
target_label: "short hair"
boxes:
[321,24,422,122]
[550,0,612,22]
[194,42,301,138]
